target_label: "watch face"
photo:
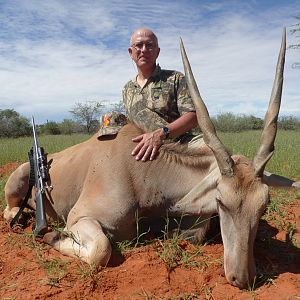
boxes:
[163,126,170,136]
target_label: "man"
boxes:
[123,28,201,162]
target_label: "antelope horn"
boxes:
[253,29,286,177]
[180,38,234,177]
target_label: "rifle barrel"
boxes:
[31,116,48,236]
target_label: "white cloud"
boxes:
[0,0,299,123]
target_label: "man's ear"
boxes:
[128,47,133,57]
[156,47,160,58]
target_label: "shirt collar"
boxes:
[151,64,161,80]
[132,64,161,85]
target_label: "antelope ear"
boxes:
[179,38,234,177]
[255,151,274,178]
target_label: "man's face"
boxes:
[128,33,160,69]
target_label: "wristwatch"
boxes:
[162,126,170,139]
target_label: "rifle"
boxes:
[30,116,49,236]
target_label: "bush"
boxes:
[212,113,263,132]
[0,109,31,137]
[40,121,61,135]
[278,116,300,130]
[212,113,300,132]
[58,119,84,134]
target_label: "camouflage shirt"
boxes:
[122,65,197,137]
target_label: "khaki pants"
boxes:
[177,133,205,149]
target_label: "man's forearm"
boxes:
[165,112,198,138]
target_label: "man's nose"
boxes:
[141,44,147,51]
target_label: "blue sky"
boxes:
[0,0,299,123]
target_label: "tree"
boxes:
[69,101,104,133]
[289,15,300,69]
[41,121,61,135]
[0,109,31,137]
[58,119,83,134]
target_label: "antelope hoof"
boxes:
[292,181,300,189]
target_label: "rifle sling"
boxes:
[9,184,34,230]
[9,149,36,231]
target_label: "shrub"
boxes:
[212,113,300,132]
[212,113,263,132]
[40,121,61,135]
[278,116,300,130]
[58,119,84,135]
[0,109,31,137]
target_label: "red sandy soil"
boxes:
[0,163,299,300]
[0,162,20,177]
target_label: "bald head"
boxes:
[128,28,160,72]
[130,28,159,47]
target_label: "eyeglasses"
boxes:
[131,42,156,51]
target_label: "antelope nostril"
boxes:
[231,276,236,282]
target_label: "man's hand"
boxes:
[131,129,165,161]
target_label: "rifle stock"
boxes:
[33,189,48,235]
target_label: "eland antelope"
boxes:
[4,30,294,289]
